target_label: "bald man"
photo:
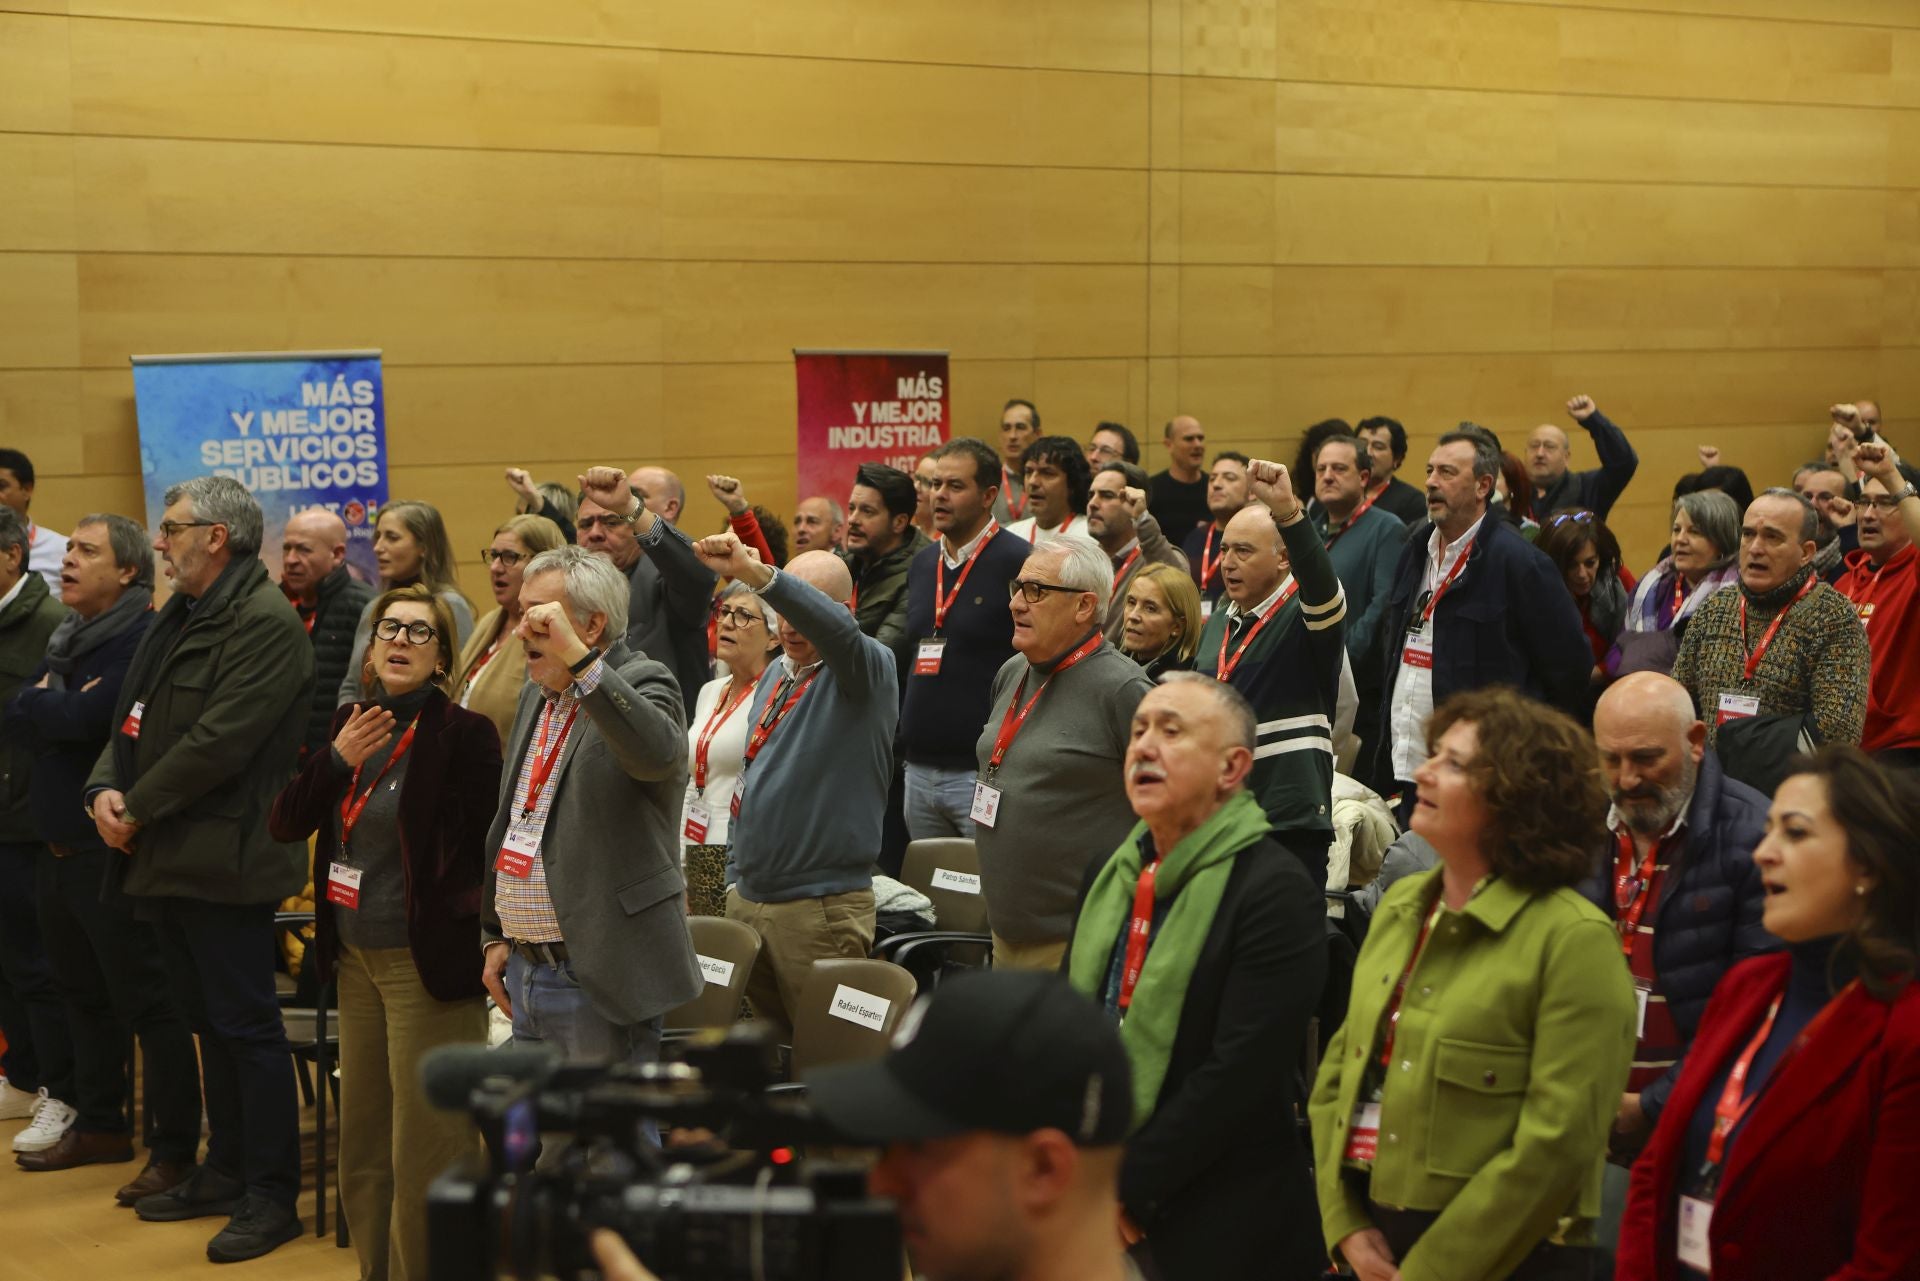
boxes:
[1582,671,1774,1250]
[280,507,373,760]
[792,495,845,553]
[579,466,715,708]
[690,534,898,1039]
[1527,394,1639,520]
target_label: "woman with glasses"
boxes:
[680,583,782,917]
[455,513,565,745]
[336,499,474,705]
[1609,491,1743,679]
[1118,561,1202,680]
[270,585,503,1281]
[1538,507,1635,717]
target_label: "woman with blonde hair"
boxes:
[336,499,474,704]
[455,513,564,745]
[1117,561,1201,681]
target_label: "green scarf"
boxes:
[1068,789,1271,1127]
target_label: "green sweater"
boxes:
[0,574,70,841]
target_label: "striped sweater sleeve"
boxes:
[1280,509,1346,640]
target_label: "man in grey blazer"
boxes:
[480,545,701,1066]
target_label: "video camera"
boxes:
[423,1027,902,1281]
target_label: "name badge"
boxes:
[1715,692,1760,727]
[121,701,145,739]
[730,777,744,820]
[828,984,891,1031]
[1401,633,1435,670]
[1199,598,1214,622]
[1677,1195,1713,1271]
[325,861,363,911]
[931,867,982,895]
[1343,1100,1381,1162]
[914,639,946,676]
[969,780,1002,828]
[683,800,711,844]
[1635,984,1651,1038]
[495,823,541,879]
[696,953,735,987]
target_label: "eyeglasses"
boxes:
[1549,511,1595,528]
[374,618,439,646]
[912,476,937,491]
[1009,578,1084,604]
[482,548,528,567]
[156,520,220,540]
[575,513,635,532]
[1860,496,1905,513]
[715,605,767,628]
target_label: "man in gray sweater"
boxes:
[973,534,1153,971]
[691,532,898,1040]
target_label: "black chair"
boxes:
[872,840,994,990]
[273,911,346,1246]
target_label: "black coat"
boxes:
[1069,835,1329,1281]
[1578,750,1778,1120]
[302,564,374,761]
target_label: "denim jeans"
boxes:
[902,762,978,840]
[505,951,662,1069]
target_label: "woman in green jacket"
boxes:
[1309,686,1637,1281]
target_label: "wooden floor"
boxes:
[0,1108,360,1281]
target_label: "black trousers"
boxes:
[146,896,301,1209]
[38,847,202,1162]
[0,840,72,1099]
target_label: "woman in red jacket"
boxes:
[271,584,503,1281]
[1617,746,1920,1281]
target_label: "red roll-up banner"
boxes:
[794,349,950,506]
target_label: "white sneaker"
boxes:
[10,1091,77,1153]
[0,1077,36,1121]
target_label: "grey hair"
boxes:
[1438,424,1502,482]
[1756,486,1820,543]
[1154,671,1258,753]
[75,513,156,590]
[719,578,780,632]
[0,508,25,564]
[163,475,264,557]
[524,545,630,637]
[1032,531,1112,616]
[1672,490,1741,566]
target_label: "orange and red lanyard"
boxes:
[1026,515,1079,544]
[1705,982,1854,1168]
[1215,581,1297,682]
[1422,535,1475,626]
[1612,828,1672,956]
[1323,488,1380,549]
[934,521,999,632]
[985,632,1102,776]
[692,678,754,791]
[1738,575,1815,681]
[338,718,418,846]
[519,700,581,819]
[1199,526,1223,590]
[744,667,820,764]
[1117,853,1164,1011]
[1110,546,1143,594]
[1002,466,1027,520]
[1377,894,1447,1068]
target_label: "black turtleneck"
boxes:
[1739,562,1815,613]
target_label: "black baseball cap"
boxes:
[804,970,1132,1147]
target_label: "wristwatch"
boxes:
[567,646,602,676]
[1894,482,1919,504]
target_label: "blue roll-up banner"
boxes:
[130,350,388,585]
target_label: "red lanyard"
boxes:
[462,633,504,693]
[1842,562,1887,622]
[693,678,754,791]
[1110,546,1143,594]
[935,521,999,632]
[1707,981,1855,1167]
[987,632,1102,774]
[520,700,581,818]
[1323,489,1379,549]
[1612,828,1670,956]
[1671,572,1689,618]
[1378,894,1447,1068]
[301,608,318,636]
[849,580,860,615]
[1117,854,1163,1010]
[1423,535,1475,623]
[338,718,418,846]
[1003,466,1026,520]
[1026,515,1078,544]
[1200,526,1223,589]
[744,667,820,764]
[1738,575,1815,681]
[1215,581,1297,682]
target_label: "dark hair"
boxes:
[1689,465,1756,514]
[1779,747,1920,997]
[749,505,789,567]
[854,462,917,522]
[1022,436,1094,513]
[1292,419,1354,482]
[0,449,34,489]
[1096,460,1150,491]
[75,512,156,591]
[1426,686,1609,891]
[1212,450,1250,470]
[1499,452,1534,526]
[362,583,458,696]
[1436,427,1502,482]
[1002,399,1041,432]
[930,436,1003,493]
[1312,433,1372,477]
[1356,416,1408,466]
[0,508,26,566]
[1092,422,1140,463]
[1537,508,1622,583]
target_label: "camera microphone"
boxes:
[421,1043,562,1112]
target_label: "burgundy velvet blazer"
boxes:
[269,689,503,1002]
[1617,952,1920,1281]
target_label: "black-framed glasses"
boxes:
[156,520,219,540]
[374,617,439,646]
[482,547,527,567]
[575,512,635,532]
[715,605,767,628]
[1009,578,1083,604]
[1860,495,1905,513]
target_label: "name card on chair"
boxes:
[931,867,982,895]
[830,985,891,1031]
[696,954,735,986]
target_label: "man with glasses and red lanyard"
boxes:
[1190,457,1348,892]
[1179,451,1250,621]
[689,532,898,1042]
[1371,428,1588,820]
[1834,443,1920,767]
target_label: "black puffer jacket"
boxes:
[301,564,373,761]
[1580,749,1778,1120]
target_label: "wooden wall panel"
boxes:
[0,14,75,132]
[0,135,76,251]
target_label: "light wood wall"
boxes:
[5,0,1916,592]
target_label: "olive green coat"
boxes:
[1308,867,1636,1281]
[0,572,70,841]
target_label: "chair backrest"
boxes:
[790,958,919,1078]
[665,916,764,1031]
[900,838,989,934]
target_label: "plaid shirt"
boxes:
[495,658,605,944]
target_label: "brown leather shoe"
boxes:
[15,1128,136,1172]
[114,1157,196,1206]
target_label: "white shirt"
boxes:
[27,522,63,591]
[941,520,997,570]
[681,673,755,851]
[1388,514,1486,782]
[0,570,27,615]
[1005,514,1082,544]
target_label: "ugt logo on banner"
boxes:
[794,349,949,506]
[131,349,389,585]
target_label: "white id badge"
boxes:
[1635,985,1651,1038]
[1343,1101,1381,1162]
[914,639,946,676]
[1677,1195,1713,1272]
[121,701,145,739]
[1716,692,1760,727]
[1199,598,1214,622]
[496,822,541,879]
[683,800,711,843]
[969,781,1002,828]
[326,862,363,911]
[1401,633,1435,670]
